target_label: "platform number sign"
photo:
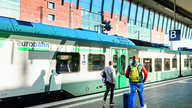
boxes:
[169,30,181,41]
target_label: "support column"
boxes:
[69,0,73,28]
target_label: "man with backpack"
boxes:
[124,55,148,108]
[100,61,117,106]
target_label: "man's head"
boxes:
[109,61,114,66]
[133,55,138,61]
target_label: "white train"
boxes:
[0,16,191,107]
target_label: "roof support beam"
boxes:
[134,3,139,25]
[119,0,124,21]
[161,15,165,32]
[76,0,79,9]
[165,17,169,33]
[188,28,190,39]
[141,6,145,27]
[61,0,64,5]
[152,11,156,30]
[111,0,115,18]
[147,8,151,28]
[180,24,183,37]
[127,0,132,23]
[185,26,188,38]
[157,13,160,31]
[182,25,185,38]
[101,0,105,21]
[89,0,93,13]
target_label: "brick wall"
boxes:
[152,26,165,44]
[20,0,81,28]
[103,11,128,37]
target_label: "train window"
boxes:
[113,55,117,68]
[121,55,125,75]
[88,54,105,71]
[143,58,152,72]
[56,53,80,74]
[190,59,192,68]
[184,59,188,67]
[164,58,170,71]
[172,58,177,68]
[155,58,162,72]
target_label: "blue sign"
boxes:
[169,30,181,41]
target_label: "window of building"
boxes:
[170,20,174,30]
[81,9,101,31]
[158,15,163,31]
[154,13,159,28]
[163,17,167,32]
[122,0,129,17]
[48,14,55,21]
[56,53,80,74]
[172,58,177,68]
[88,54,105,71]
[184,59,188,67]
[164,58,170,71]
[178,23,181,30]
[48,1,55,9]
[166,18,171,33]
[136,6,143,26]
[92,0,102,13]
[183,25,186,38]
[143,58,152,72]
[115,16,117,22]
[114,0,122,15]
[142,8,149,27]
[175,22,178,29]
[116,24,118,31]
[130,3,137,23]
[155,58,162,72]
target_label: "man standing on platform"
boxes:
[125,55,148,108]
[101,61,117,106]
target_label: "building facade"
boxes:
[1,0,192,48]
[0,0,20,19]
[20,0,81,28]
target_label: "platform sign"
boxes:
[169,30,181,41]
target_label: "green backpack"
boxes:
[129,63,140,82]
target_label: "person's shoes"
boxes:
[141,103,147,108]
[109,102,115,106]
[102,100,106,105]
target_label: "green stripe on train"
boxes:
[73,48,106,53]
[0,40,6,48]
[17,47,49,51]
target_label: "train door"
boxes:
[111,49,127,89]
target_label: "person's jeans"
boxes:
[129,82,144,108]
[103,81,115,103]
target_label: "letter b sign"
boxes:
[169,30,181,41]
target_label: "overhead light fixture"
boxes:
[184,17,192,22]
[164,7,173,13]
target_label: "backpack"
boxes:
[101,72,107,83]
[129,63,140,83]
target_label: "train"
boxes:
[0,16,192,107]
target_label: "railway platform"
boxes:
[27,76,192,108]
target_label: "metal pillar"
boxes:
[69,0,73,28]
[171,0,176,50]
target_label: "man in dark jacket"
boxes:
[124,55,148,108]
